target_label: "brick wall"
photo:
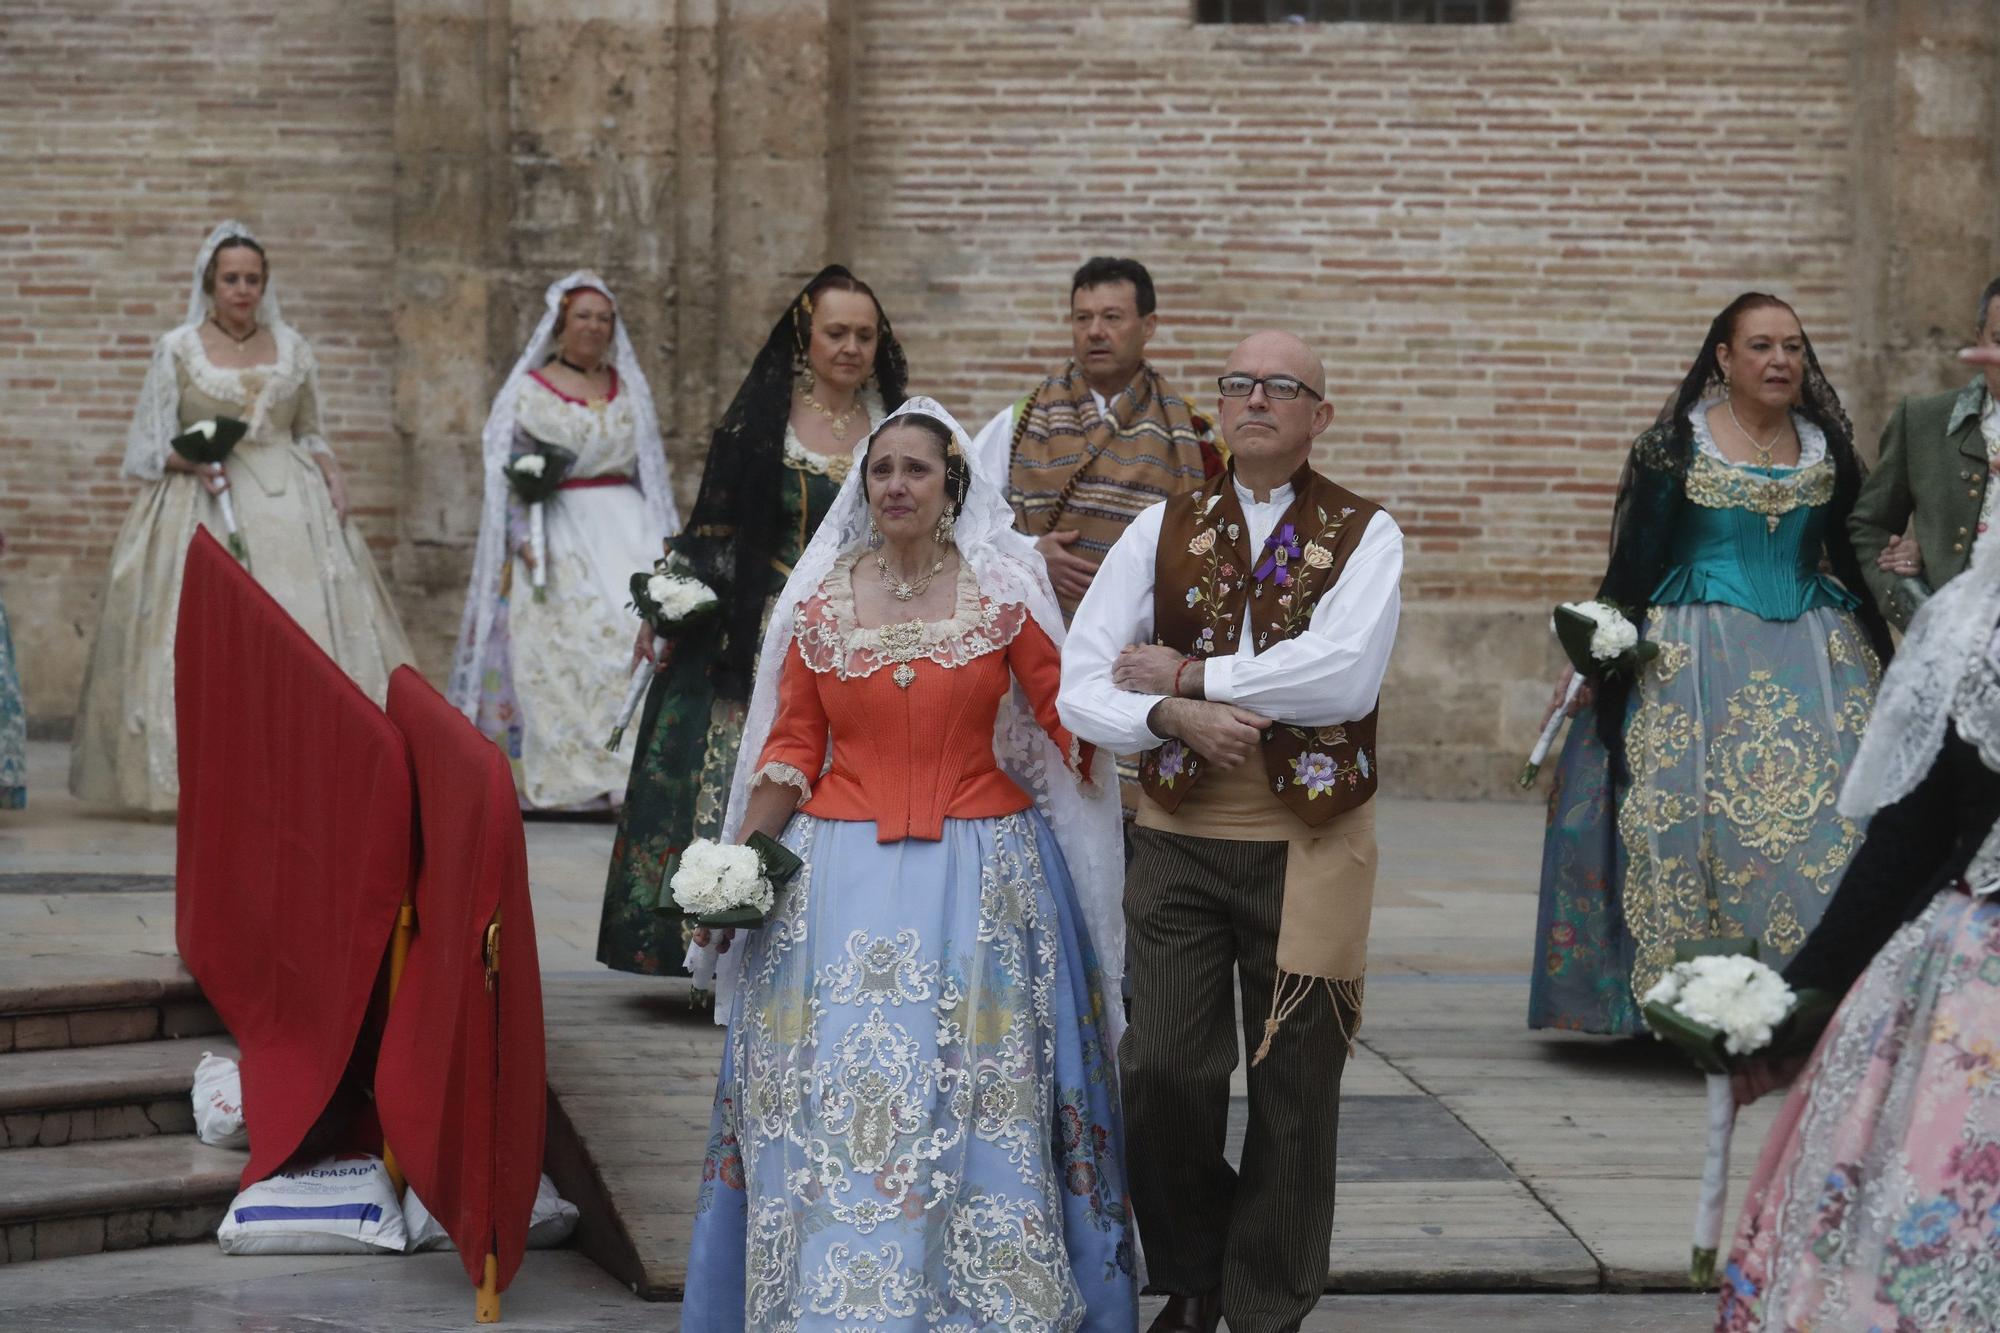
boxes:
[847,0,1873,794]
[4,1,1988,798]
[0,0,398,725]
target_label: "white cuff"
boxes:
[752,761,812,802]
[1201,654,1238,705]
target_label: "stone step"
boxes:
[0,954,222,1053]
[0,1134,242,1263]
[0,1036,238,1150]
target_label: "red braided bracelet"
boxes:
[1173,656,1195,698]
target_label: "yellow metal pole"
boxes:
[380,899,417,1196]
[476,1252,501,1323]
[475,905,503,1322]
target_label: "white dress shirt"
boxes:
[1057,476,1403,752]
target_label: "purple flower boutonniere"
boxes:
[1254,523,1302,588]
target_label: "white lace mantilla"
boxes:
[793,557,1027,682]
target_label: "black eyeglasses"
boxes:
[1217,374,1323,402]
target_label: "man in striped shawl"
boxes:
[969,256,1222,618]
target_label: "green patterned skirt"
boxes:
[596,645,748,978]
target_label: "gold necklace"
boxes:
[804,391,862,437]
[875,548,945,602]
[1726,399,1785,467]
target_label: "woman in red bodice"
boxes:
[680,398,1137,1330]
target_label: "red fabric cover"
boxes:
[379,667,546,1291]
[173,529,413,1188]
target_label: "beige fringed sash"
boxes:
[1138,753,1378,1063]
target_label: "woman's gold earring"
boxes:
[934,509,956,546]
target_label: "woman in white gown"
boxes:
[69,221,414,813]
[446,271,680,810]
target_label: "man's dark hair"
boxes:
[1070,257,1155,318]
[1979,276,2000,334]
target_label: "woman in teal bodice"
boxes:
[1529,294,1892,1034]
[596,267,908,978]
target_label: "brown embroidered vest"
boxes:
[1138,462,1383,828]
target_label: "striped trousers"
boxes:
[1120,826,1347,1333]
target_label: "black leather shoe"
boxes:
[1146,1290,1222,1333]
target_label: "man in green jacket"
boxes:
[1850,277,2000,628]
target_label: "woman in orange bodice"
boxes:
[681,399,1137,1330]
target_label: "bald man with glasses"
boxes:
[1059,332,1403,1333]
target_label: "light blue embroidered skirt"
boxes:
[682,808,1136,1331]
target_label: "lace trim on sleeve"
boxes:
[1066,736,1089,784]
[752,761,813,802]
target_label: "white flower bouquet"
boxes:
[504,436,578,603]
[1519,599,1660,787]
[605,564,722,751]
[171,417,250,564]
[1640,939,1837,1288]
[665,833,802,929]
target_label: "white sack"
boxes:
[216,1154,408,1255]
[402,1173,579,1252]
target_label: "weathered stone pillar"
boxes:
[1847,0,2000,450]
[388,0,851,678]
[390,0,512,668]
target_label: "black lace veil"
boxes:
[672,265,909,701]
[1592,293,1892,766]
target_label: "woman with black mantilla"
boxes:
[596,266,908,978]
[1528,293,1892,1034]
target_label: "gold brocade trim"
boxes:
[782,424,854,483]
[1682,451,1834,522]
[1616,622,1869,1002]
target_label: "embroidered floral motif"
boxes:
[1717,895,2000,1332]
[1180,530,1241,655]
[1255,504,1356,647]
[1293,751,1338,795]
[1615,605,1875,1005]
[1285,744,1368,798]
[700,812,1132,1327]
[1152,738,1188,787]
